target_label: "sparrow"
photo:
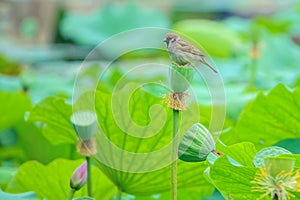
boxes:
[163,33,217,73]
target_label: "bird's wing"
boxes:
[178,39,205,56]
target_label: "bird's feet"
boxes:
[172,62,189,68]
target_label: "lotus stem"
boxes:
[116,187,122,200]
[86,156,92,197]
[171,109,179,200]
[67,188,76,200]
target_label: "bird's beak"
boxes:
[163,38,167,43]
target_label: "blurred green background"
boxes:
[0,0,300,199]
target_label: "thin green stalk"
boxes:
[171,109,179,200]
[247,42,259,91]
[86,156,92,197]
[68,188,76,200]
[116,187,122,200]
[249,57,257,89]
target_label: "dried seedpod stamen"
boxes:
[77,138,97,157]
[167,92,189,111]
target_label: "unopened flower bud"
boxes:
[70,162,87,191]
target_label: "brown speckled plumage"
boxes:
[164,33,217,73]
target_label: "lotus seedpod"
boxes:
[203,167,213,184]
[264,157,296,178]
[253,146,292,167]
[169,63,195,92]
[71,111,97,141]
[178,123,215,162]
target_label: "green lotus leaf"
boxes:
[6,159,116,200]
[28,97,75,144]
[209,145,300,199]
[27,82,215,196]
[60,2,170,45]
[0,90,31,131]
[13,121,80,164]
[209,156,260,199]
[0,167,17,187]
[73,197,95,200]
[218,142,257,167]
[172,19,242,58]
[0,189,38,200]
[264,157,296,177]
[253,146,292,167]
[134,187,215,200]
[210,158,300,199]
[236,84,300,149]
[81,83,214,195]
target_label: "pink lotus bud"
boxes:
[70,162,87,191]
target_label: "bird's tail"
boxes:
[200,57,218,73]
